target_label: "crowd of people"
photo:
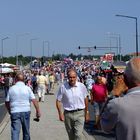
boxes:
[2,57,140,140]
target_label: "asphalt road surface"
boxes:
[0,89,7,124]
[84,121,115,140]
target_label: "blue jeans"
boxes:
[10,112,31,140]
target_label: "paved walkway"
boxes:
[0,84,94,140]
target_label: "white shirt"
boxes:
[6,81,35,113]
[56,81,88,111]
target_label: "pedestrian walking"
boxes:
[37,71,48,102]
[31,73,37,94]
[49,72,55,91]
[5,72,41,140]
[56,69,90,140]
[91,76,108,128]
[3,74,10,98]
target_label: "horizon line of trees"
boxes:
[0,53,132,66]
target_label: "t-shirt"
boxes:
[92,84,107,102]
[5,81,35,113]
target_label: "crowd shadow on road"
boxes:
[84,121,115,140]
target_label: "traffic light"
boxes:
[94,46,96,49]
[78,46,80,49]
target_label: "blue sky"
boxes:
[0,0,140,57]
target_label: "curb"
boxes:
[0,113,10,135]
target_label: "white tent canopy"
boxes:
[0,63,16,67]
[0,67,14,73]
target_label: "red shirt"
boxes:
[92,84,107,102]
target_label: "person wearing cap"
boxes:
[56,69,90,140]
[100,57,140,140]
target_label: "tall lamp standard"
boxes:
[107,32,121,61]
[116,14,138,57]
[42,41,48,64]
[16,33,29,66]
[118,34,121,61]
[1,37,9,63]
[110,36,119,61]
[106,32,112,52]
[30,38,38,63]
[46,41,50,58]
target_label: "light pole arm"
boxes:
[116,15,139,56]
[116,14,137,20]
[116,14,138,56]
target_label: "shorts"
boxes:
[93,102,104,116]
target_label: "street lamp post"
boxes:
[16,33,29,66]
[1,37,9,63]
[43,41,45,63]
[106,32,122,61]
[116,14,138,57]
[106,32,112,51]
[108,33,121,61]
[42,41,50,64]
[47,41,50,58]
[110,36,119,61]
[30,38,38,63]
[118,35,121,61]
[42,41,48,64]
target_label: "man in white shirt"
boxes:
[5,73,41,140]
[56,69,90,140]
